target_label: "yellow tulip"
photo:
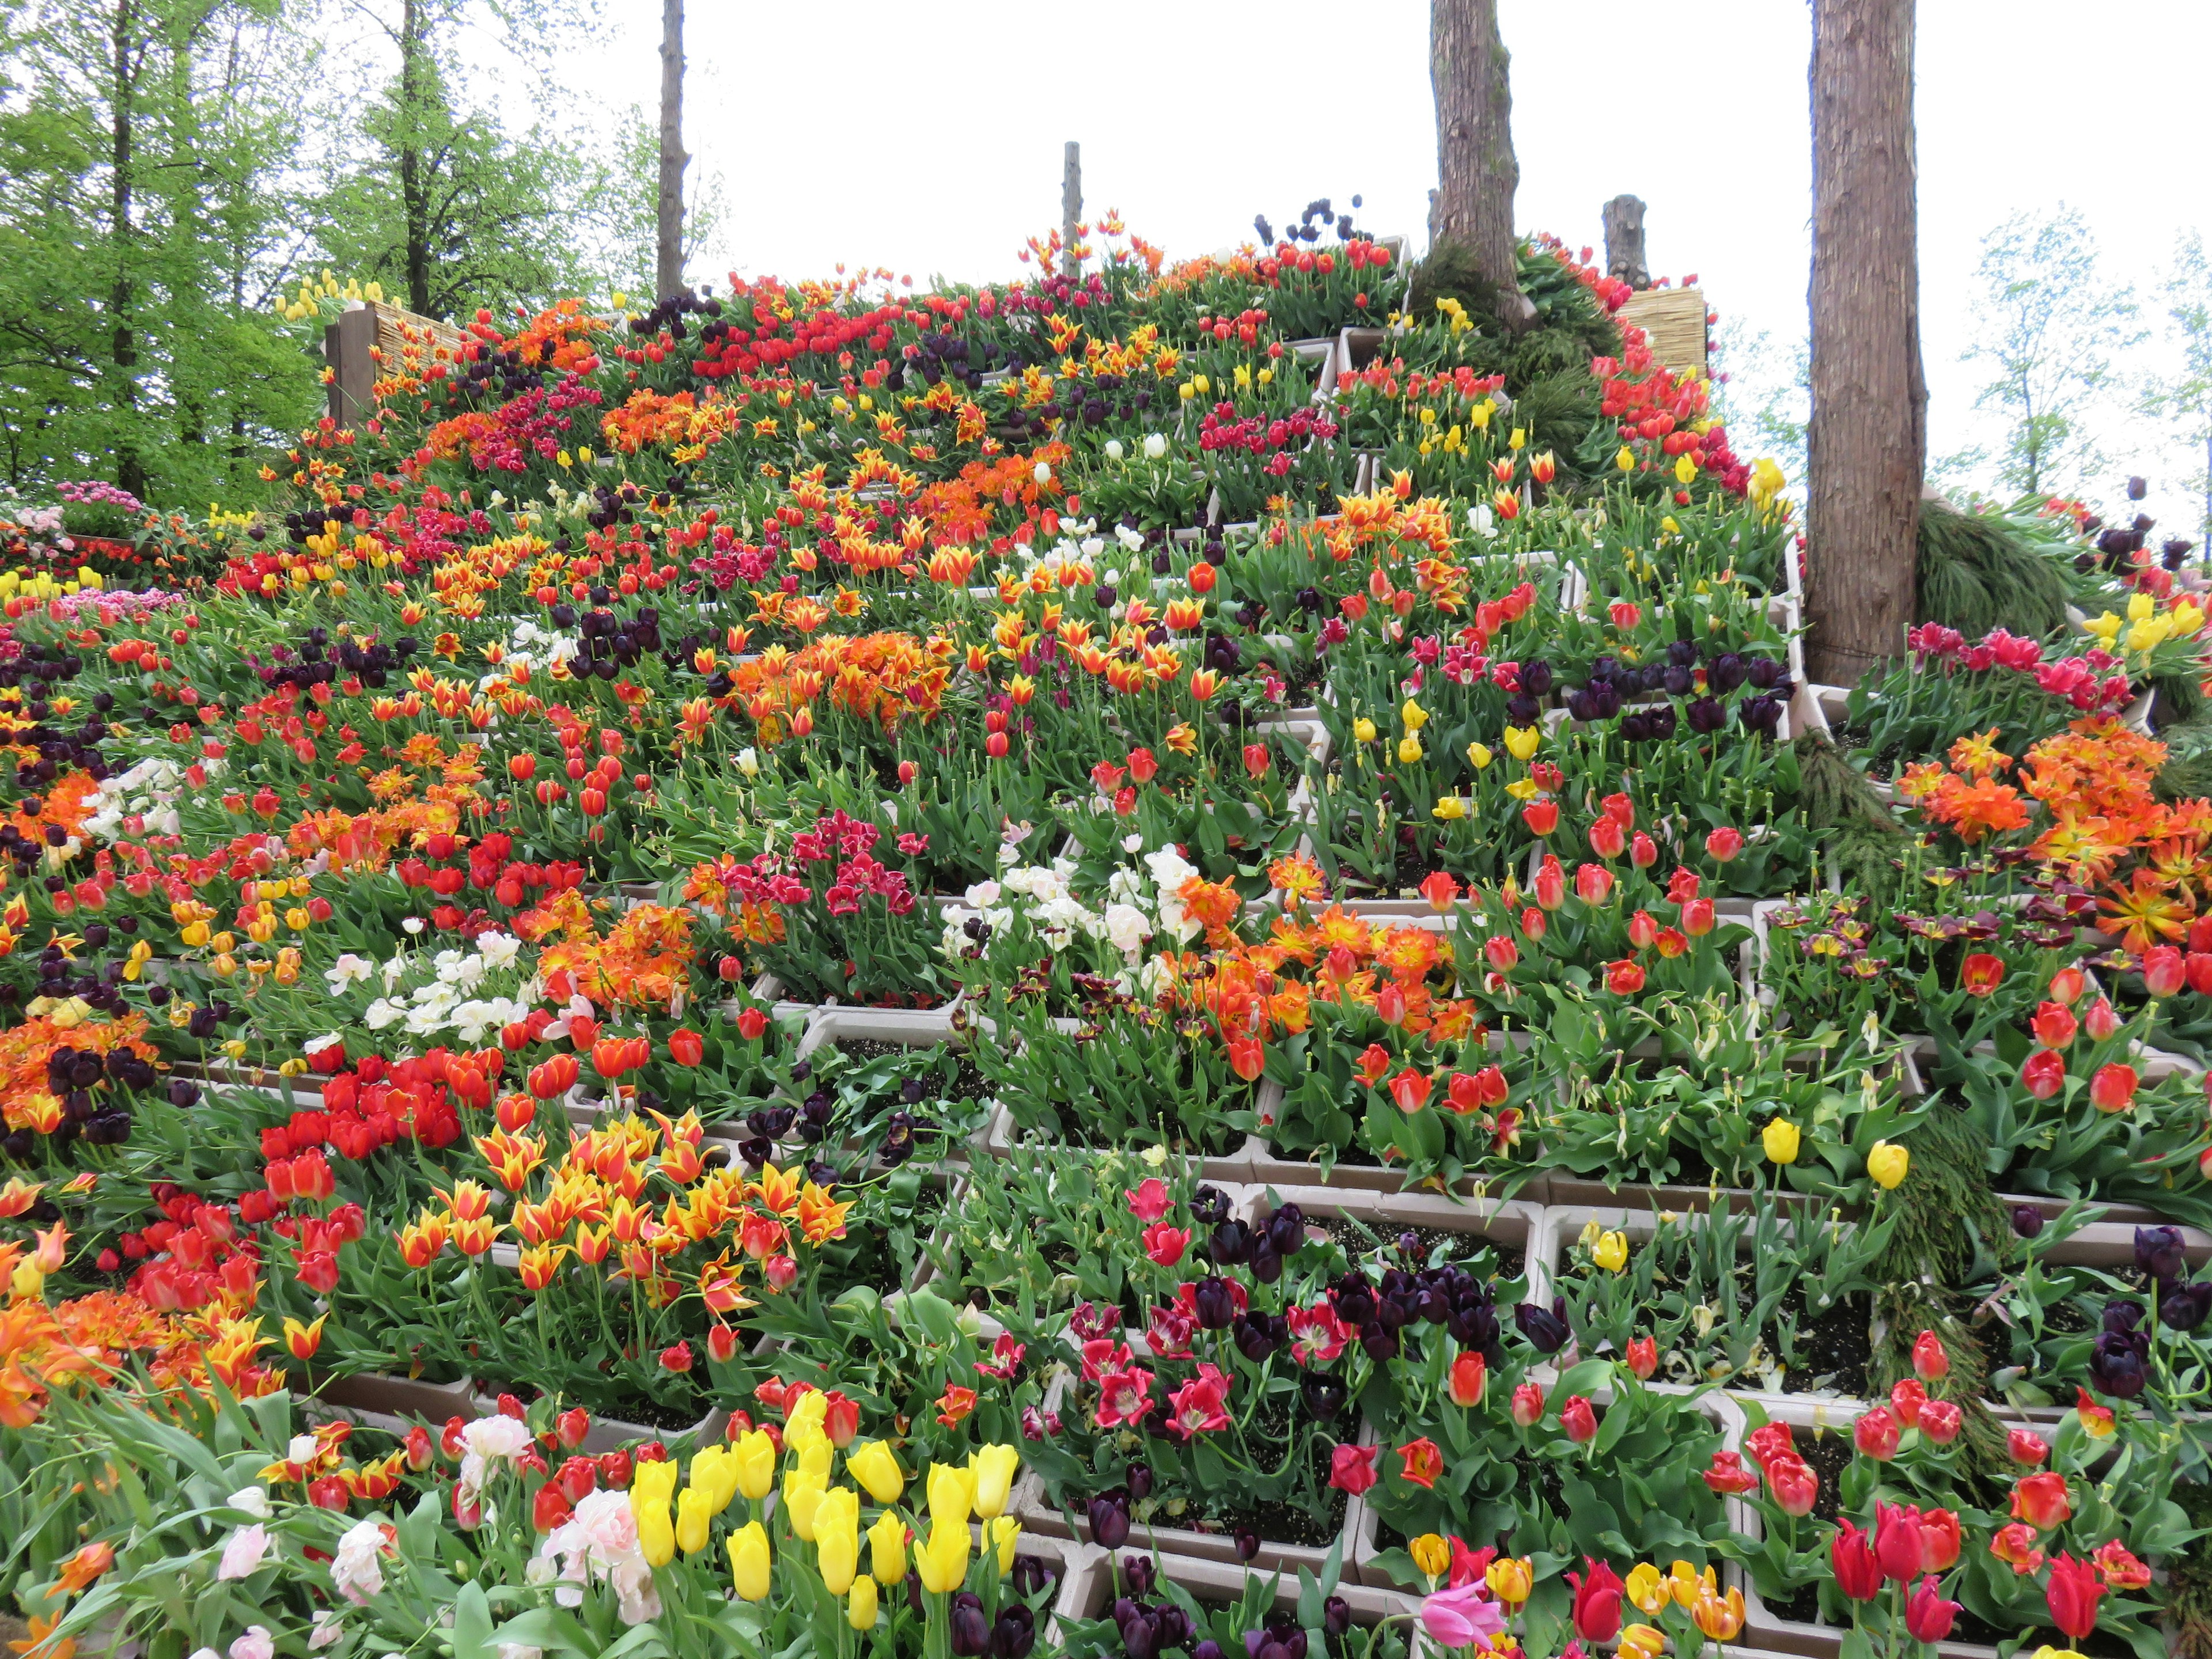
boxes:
[869,1509,909,1584]
[1509,427,1526,451]
[1625,1562,1667,1616]
[783,1469,827,1540]
[1431,797,1465,822]
[632,1460,679,1567]
[848,1576,878,1631]
[990,1516,1022,1573]
[1693,1587,1745,1641]
[1396,736,1422,765]
[1619,1625,1666,1659]
[1465,741,1493,770]
[786,1389,829,1449]
[847,1440,905,1504]
[1487,1556,1533,1606]
[814,1487,861,1594]
[1674,453,1698,486]
[1400,698,1428,733]
[1668,1561,1714,1610]
[1410,1533,1451,1581]
[793,1437,833,1483]
[1616,445,1635,472]
[676,1486,714,1555]
[1502,724,1539,762]
[732,1429,777,1499]
[1763,1117,1801,1165]
[1593,1230,1629,1273]
[915,1522,969,1594]
[927,1462,974,1527]
[1352,717,1378,743]
[970,1445,1021,1519]
[729,1521,771,1601]
[1868,1141,1910,1190]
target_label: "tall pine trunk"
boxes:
[1806,0,1926,685]
[655,0,687,300]
[109,0,143,497]
[1428,0,1532,330]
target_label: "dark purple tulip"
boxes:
[1156,1607,1191,1650]
[1323,1599,1353,1640]
[1300,1373,1346,1419]
[2128,476,2149,501]
[1233,1314,1279,1362]
[1359,1322,1399,1361]
[1710,653,1748,694]
[1122,1612,1158,1659]
[1010,1556,1055,1597]
[1192,1277,1237,1330]
[1334,1281,1375,1328]
[2104,1298,2146,1337]
[1263,1204,1305,1256]
[1522,660,1553,696]
[1662,665,1693,696]
[1248,1236,1282,1285]
[1196,1643,1226,1659]
[1121,1554,1155,1597]
[1235,1529,1260,1562]
[1209,1219,1252,1267]
[168,1078,200,1108]
[1646,703,1678,740]
[994,1607,1037,1659]
[1506,693,1541,725]
[1126,1462,1154,1502]
[1667,638,1698,668]
[2090,1336,2147,1399]
[1112,1598,1142,1630]
[1567,690,1598,723]
[2161,1279,2212,1332]
[2138,1227,2188,1282]
[1686,696,1726,734]
[1089,1494,1131,1548]
[951,1593,991,1657]
[1621,713,1653,744]
[2011,1204,2046,1240]
[1514,1297,1571,1354]
[1747,655,1781,689]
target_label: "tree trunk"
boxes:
[1805,0,1924,687]
[110,0,143,498]
[1429,0,1532,330]
[397,0,432,316]
[1601,195,1649,290]
[654,0,686,300]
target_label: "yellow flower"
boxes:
[1465,741,1493,770]
[1410,1533,1452,1581]
[1868,1141,1910,1190]
[1692,1586,1745,1641]
[676,1486,714,1555]
[2172,600,2204,637]
[728,1520,771,1601]
[786,1389,830,1450]
[1509,427,1527,451]
[989,1516,1022,1573]
[927,1462,974,1527]
[1400,698,1428,733]
[1502,725,1539,762]
[869,1509,909,1584]
[1431,797,1465,822]
[847,1439,904,1504]
[1762,1118,1801,1165]
[732,1428,777,1499]
[848,1576,878,1631]
[1625,1562,1668,1616]
[1619,1624,1667,1659]
[915,1522,969,1594]
[814,1486,861,1594]
[2129,590,2156,623]
[632,1459,679,1567]
[1397,736,1423,764]
[970,1445,1021,1519]
[1353,717,1378,743]
[1593,1230,1629,1273]
[783,1469,827,1540]
[1616,445,1635,472]
[1486,1556,1533,1605]
[1673,453,1698,486]
[1668,1562,1714,1610]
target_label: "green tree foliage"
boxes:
[1965,205,2143,497]
[2145,229,2212,541]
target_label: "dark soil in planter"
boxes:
[824,1040,991,1105]
[486,1377,711,1433]
[816,1182,948,1300]
[1309,1212,1525,1286]
[1263,1138,1387,1171]
[1149,1420,1348,1550]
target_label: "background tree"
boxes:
[1427,0,1532,331]
[2146,230,2212,540]
[654,0,683,299]
[1964,205,2142,498]
[1804,0,1925,687]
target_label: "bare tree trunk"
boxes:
[397,0,432,316]
[1806,0,1924,686]
[1601,195,1649,290]
[110,0,144,498]
[654,0,687,300]
[1429,0,1532,330]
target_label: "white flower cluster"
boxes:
[938,839,1204,997]
[530,1488,661,1625]
[85,752,225,842]
[342,930,535,1044]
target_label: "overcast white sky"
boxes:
[560,0,2210,531]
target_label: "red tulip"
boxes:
[736,1006,768,1040]
[2021,1050,2067,1099]
[1680,897,1715,937]
[659,1340,694,1373]
[1889,1378,1926,1426]
[1912,1328,1949,1380]
[1389,1069,1432,1113]
[2047,1552,2105,1640]
[1767,1455,1819,1517]
[1560,1395,1597,1443]
[1523,800,1559,837]
[1227,1037,1264,1082]
[1920,1508,1961,1572]
[2011,1472,2072,1530]
[1447,1352,1486,1406]
[2008,1428,2050,1466]
[1831,1520,1881,1601]
[1918,1400,1963,1444]
[1624,1336,1657,1379]
[2089,1062,2137,1113]
[2188,952,2212,995]
[532,1482,571,1533]
[1905,1576,1959,1643]
[708,1323,738,1364]
[1605,959,1646,995]
[1142,1224,1192,1267]
[2145,945,2186,998]
[1874,1503,1926,1582]
[2084,996,2120,1040]
[1510,1383,1544,1427]
[2048,965,2085,1005]
[668,1028,704,1067]
[508,753,536,782]
[2032,1001,2078,1049]
[1853,1407,1900,1461]
[1589,815,1625,859]
[1629,831,1658,868]
[1485,934,1519,972]
[1328,1442,1379,1495]
[1575,863,1614,906]
[1534,855,1565,910]
[1961,952,2005,997]
[1702,1451,1759,1494]
[1567,1559,1623,1642]
[1705,827,1744,862]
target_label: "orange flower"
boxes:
[935,1385,978,1428]
[53,1541,113,1595]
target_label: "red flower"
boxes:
[2012,1472,2073,1531]
[1356,1045,1392,1086]
[1905,1577,1959,1643]
[2032,1000,2078,1050]
[1680,897,1715,937]
[1329,1442,1380,1495]
[1141,1223,1192,1267]
[1920,1508,1962,1571]
[2092,1540,2153,1590]
[1124,1179,1173,1222]
[1604,959,1646,996]
[935,1385,978,1428]
[2008,1428,2050,1466]
[1911,1328,1948,1380]
[1484,934,1519,971]
[1889,1378,1926,1426]
[1961,953,2005,997]
[1127,747,1158,783]
[1510,1383,1544,1427]
[1624,1336,1657,1379]
[1874,1503,1926,1582]
[1702,1451,1759,1494]
[1227,1037,1264,1082]
[2021,1050,2067,1099]
[1388,1069,1432,1113]
[1419,871,1460,911]
[1853,1406,1900,1460]
[1917,1399,1963,1444]
[1397,1437,1444,1488]
[2047,1552,2105,1640]
[1990,1522,2046,1575]
[1575,863,1614,906]
[2089,1062,2137,1112]
[1559,1395,1597,1443]
[1767,1455,1819,1517]
[1446,1352,1486,1406]
[1522,800,1559,837]
[1165,1367,1231,1435]
[2143,945,2186,998]
[2049,966,2085,1005]
[1588,815,1625,860]
[659,1340,694,1373]
[1831,1520,1882,1601]
[1566,1559,1623,1641]
[1705,827,1744,862]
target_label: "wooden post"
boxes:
[1061,142,1080,280]
[1429,0,1533,331]
[1805,0,1925,687]
[325,308,377,427]
[1602,195,1649,290]
[655,0,688,300]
